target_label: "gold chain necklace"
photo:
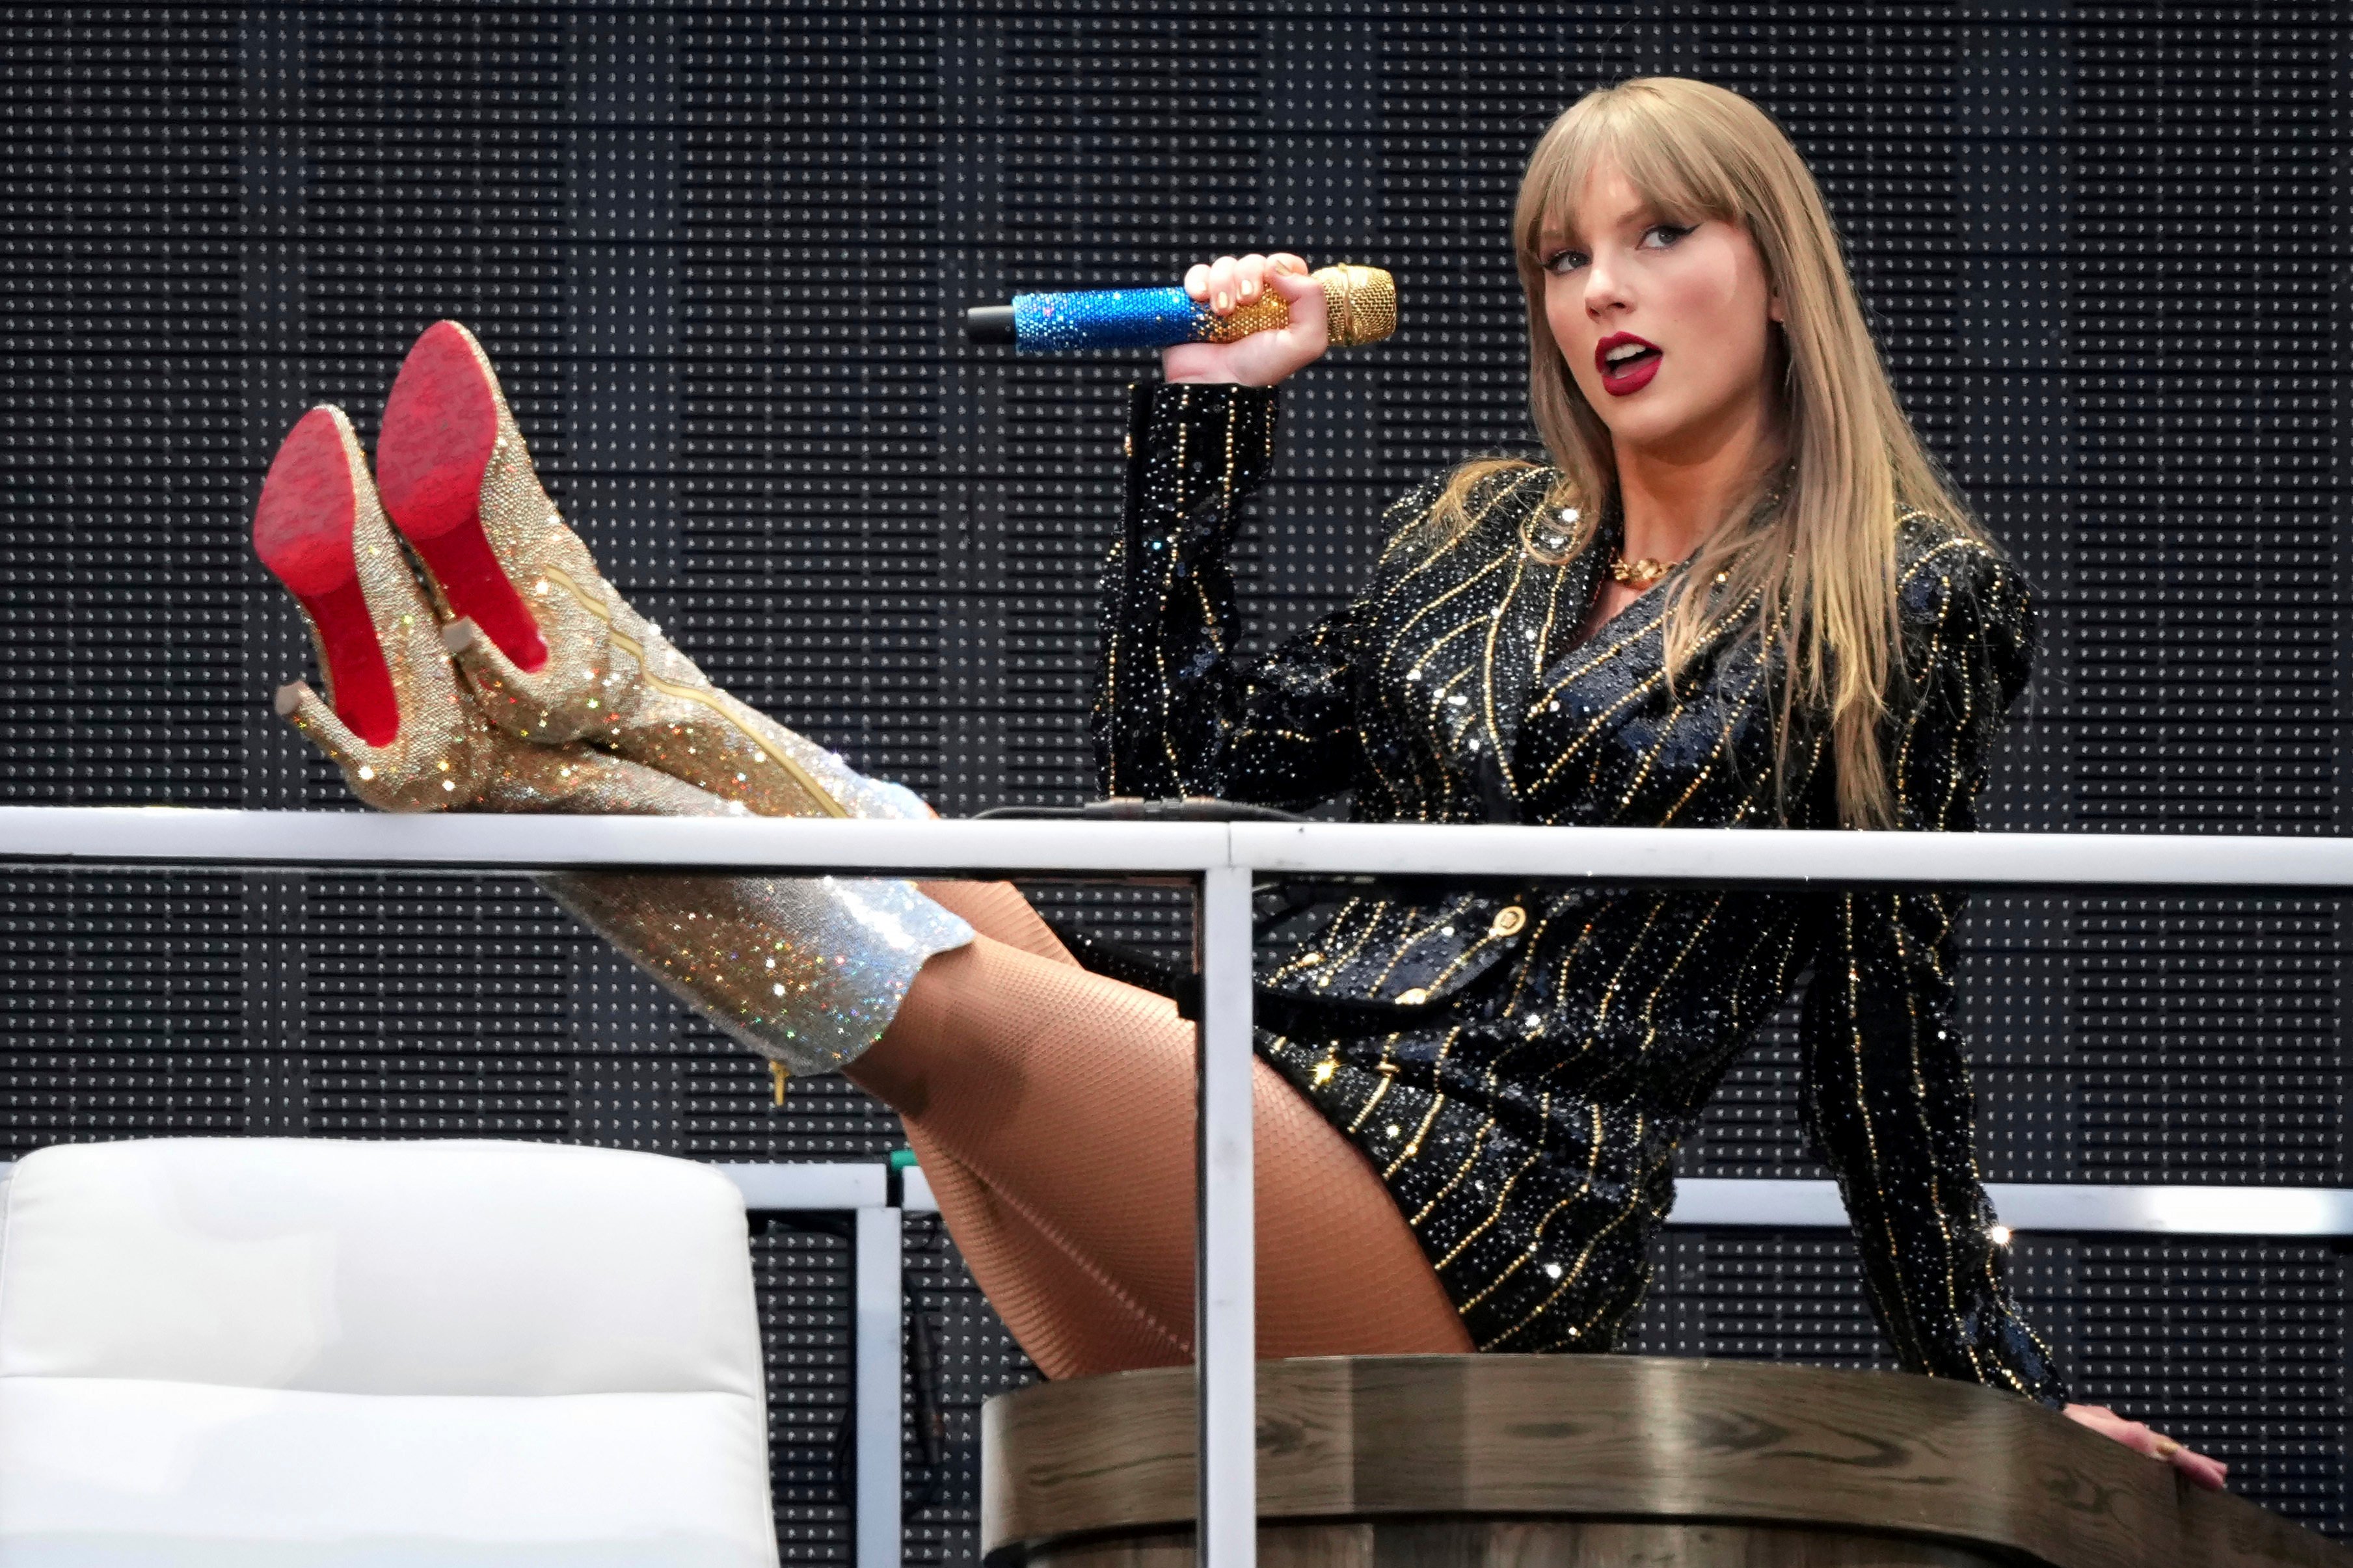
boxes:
[1609,555,1677,587]
[1607,467,1794,590]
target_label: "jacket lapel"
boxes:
[1522,563,1767,766]
[1507,494,1770,812]
[1470,503,1601,821]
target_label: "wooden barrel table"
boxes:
[982,1355,2350,1567]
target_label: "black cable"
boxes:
[827,1393,855,1508]
[903,1294,947,1510]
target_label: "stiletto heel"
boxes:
[251,408,402,747]
[377,319,923,825]
[373,320,551,673]
[376,319,630,742]
[250,404,715,819]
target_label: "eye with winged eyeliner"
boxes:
[1542,222,1693,273]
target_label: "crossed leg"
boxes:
[859,888,1473,1377]
[252,325,1470,1380]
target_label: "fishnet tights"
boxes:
[863,881,1472,1379]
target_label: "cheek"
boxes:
[1654,272,1769,395]
[1544,287,1583,371]
[1652,274,1716,341]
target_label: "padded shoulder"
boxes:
[1894,511,2024,613]
[1889,509,2035,699]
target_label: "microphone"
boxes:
[964,263,1396,353]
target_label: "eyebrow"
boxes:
[1541,202,1671,248]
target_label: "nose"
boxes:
[1582,257,1634,324]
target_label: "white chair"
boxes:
[0,1137,781,1566]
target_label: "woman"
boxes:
[250,76,2220,1484]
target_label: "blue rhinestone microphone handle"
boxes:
[965,264,1396,352]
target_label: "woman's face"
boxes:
[1539,156,1784,464]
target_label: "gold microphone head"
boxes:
[1200,262,1400,347]
[1313,263,1398,347]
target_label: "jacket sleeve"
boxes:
[1090,380,1365,808]
[1796,536,2071,1407]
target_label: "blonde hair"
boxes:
[1426,75,1989,829]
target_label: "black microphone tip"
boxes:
[964,304,1016,345]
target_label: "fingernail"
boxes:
[1215,291,1230,312]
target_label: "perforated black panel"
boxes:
[3,3,2350,1555]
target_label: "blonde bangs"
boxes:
[1511,101,1732,279]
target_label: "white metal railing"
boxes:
[7,804,2353,1568]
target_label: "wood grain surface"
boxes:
[981,1355,2347,1568]
[1024,1519,2005,1567]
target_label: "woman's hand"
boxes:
[1162,252,1329,388]
[2062,1402,2228,1491]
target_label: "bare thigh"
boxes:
[849,920,1473,1375]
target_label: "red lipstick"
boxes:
[1596,331,1661,396]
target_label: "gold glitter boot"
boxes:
[253,403,973,1082]
[252,403,697,816]
[373,319,898,823]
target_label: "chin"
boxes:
[1597,403,1680,442]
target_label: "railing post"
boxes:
[854,1202,904,1568]
[1196,862,1257,1568]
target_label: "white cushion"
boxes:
[0,1378,777,1566]
[0,1138,763,1398]
[0,1138,779,1565]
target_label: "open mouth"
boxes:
[1600,346,1662,393]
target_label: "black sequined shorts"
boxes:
[1257,1024,1663,1354]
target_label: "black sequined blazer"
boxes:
[1090,380,2068,1407]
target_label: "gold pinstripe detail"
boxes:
[1479,548,1539,793]
[1455,1099,1611,1314]
[1435,899,1661,1278]
[1384,1024,1466,1176]
[1408,903,1570,1225]
[1479,1112,1652,1348]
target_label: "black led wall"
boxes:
[3,2,2350,1556]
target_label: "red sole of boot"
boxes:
[251,410,402,749]
[375,321,551,672]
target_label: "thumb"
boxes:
[1268,266,1323,304]
[1267,267,1328,343]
